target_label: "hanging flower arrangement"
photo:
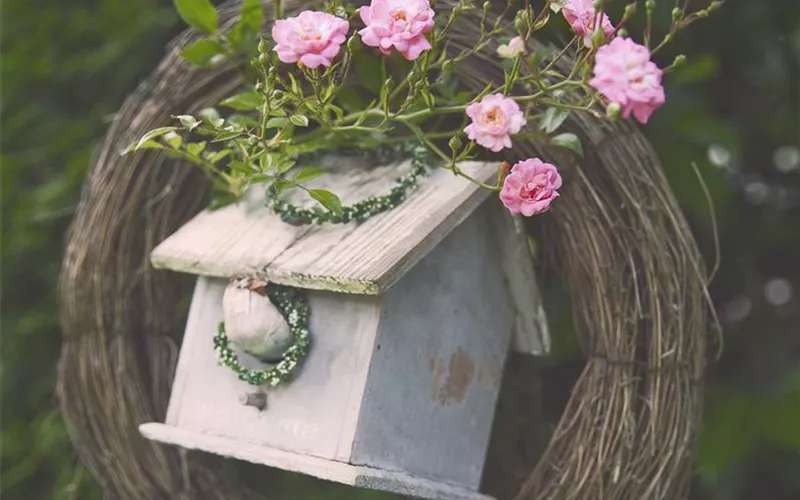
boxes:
[125,0,722,219]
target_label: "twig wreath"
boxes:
[57,1,719,499]
[123,0,721,385]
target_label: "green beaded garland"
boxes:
[217,145,431,386]
[266,143,430,226]
[213,284,310,387]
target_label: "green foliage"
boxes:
[173,0,218,34]
[0,0,179,498]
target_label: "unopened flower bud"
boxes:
[258,38,269,55]
[483,1,491,13]
[708,1,724,13]
[606,102,622,120]
[646,0,656,12]
[442,59,455,73]
[255,81,264,92]
[514,10,528,34]
[593,0,605,10]
[591,28,606,47]
[696,9,709,18]
[617,28,628,37]
[624,3,637,17]
[448,135,463,152]
[672,54,687,67]
[258,53,269,66]
[671,7,682,20]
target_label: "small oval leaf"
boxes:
[173,0,218,34]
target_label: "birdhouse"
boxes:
[139,155,550,500]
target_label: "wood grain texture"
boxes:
[489,200,551,355]
[139,423,495,500]
[351,204,515,490]
[150,160,497,295]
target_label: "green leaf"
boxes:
[229,0,262,51]
[173,0,218,34]
[289,114,309,127]
[163,131,183,149]
[266,117,288,129]
[220,91,262,111]
[309,189,342,214]
[205,149,231,164]
[186,141,207,156]
[180,39,225,66]
[539,107,570,134]
[198,107,223,126]
[226,114,259,129]
[238,0,262,34]
[272,179,297,194]
[293,166,326,184]
[174,114,201,131]
[134,126,178,150]
[275,157,296,174]
[551,133,583,156]
[124,140,164,153]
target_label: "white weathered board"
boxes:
[151,159,497,294]
[490,203,551,355]
[139,423,493,500]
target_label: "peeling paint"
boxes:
[438,347,475,404]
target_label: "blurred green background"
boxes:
[1,1,798,499]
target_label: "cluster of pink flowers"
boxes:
[272,0,435,67]
[562,0,616,48]
[269,1,672,217]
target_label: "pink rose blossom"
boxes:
[272,11,349,68]
[589,37,665,124]
[500,158,562,216]
[464,94,527,152]
[358,0,435,61]
[497,36,526,58]
[562,0,615,48]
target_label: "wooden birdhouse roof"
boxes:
[151,156,498,295]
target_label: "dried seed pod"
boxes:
[222,277,292,361]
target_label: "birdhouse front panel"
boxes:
[163,276,383,461]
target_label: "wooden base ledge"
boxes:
[139,423,495,500]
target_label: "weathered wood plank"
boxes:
[139,423,494,500]
[351,204,515,489]
[489,200,551,355]
[151,160,497,295]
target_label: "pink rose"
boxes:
[589,37,665,124]
[497,36,526,59]
[500,158,562,216]
[464,94,527,152]
[358,0,435,61]
[272,11,350,69]
[562,0,615,48]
